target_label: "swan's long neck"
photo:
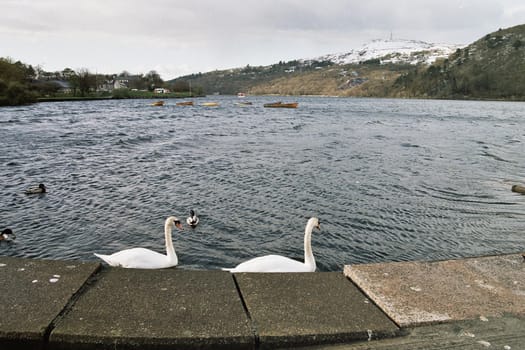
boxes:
[303,219,316,270]
[165,218,178,265]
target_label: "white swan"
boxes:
[94,216,183,269]
[186,209,199,227]
[223,217,321,273]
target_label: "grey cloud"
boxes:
[1,0,523,79]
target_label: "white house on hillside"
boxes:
[154,88,170,94]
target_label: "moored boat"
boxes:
[263,101,298,108]
[176,101,194,106]
[150,100,165,106]
[235,101,253,106]
[202,102,219,107]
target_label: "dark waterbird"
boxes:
[186,210,199,227]
[1,229,16,242]
[25,183,46,194]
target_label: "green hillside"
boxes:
[0,58,37,106]
[394,24,525,100]
[171,24,525,101]
[170,59,334,95]
[170,59,412,97]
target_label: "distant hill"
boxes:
[315,38,462,65]
[169,59,334,96]
[171,24,525,100]
[393,24,525,100]
[170,38,460,96]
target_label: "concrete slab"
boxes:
[296,314,525,349]
[344,253,525,327]
[0,256,100,350]
[49,268,254,350]
[234,272,399,349]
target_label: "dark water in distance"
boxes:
[1,96,524,271]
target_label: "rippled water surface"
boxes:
[1,96,524,270]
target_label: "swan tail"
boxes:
[94,253,115,266]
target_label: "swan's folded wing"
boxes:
[94,248,173,269]
[225,255,310,273]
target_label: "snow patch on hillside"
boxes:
[315,39,465,65]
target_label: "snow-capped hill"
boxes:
[317,39,464,65]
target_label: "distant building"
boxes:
[114,78,129,89]
[97,80,115,92]
[32,79,72,94]
[154,88,170,94]
[49,80,72,93]
[61,68,76,79]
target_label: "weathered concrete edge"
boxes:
[48,268,256,350]
[43,263,103,344]
[1,256,399,350]
[343,252,525,328]
[233,272,401,349]
[0,257,102,350]
[49,333,254,350]
[5,253,523,349]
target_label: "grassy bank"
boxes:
[37,90,201,103]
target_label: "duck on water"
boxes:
[25,184,46,194]
[186,210,199,227]
[1,229,16,242]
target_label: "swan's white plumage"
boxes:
[94,216,182,269]
[223,217,320,273]
[94,248,173,269]
[224,254,314,272]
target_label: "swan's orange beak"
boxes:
[315,223,321,230]
[175,222,183,230]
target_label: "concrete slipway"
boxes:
[1,253,524,349]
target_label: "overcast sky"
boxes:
[2,0,524,79]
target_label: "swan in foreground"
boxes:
[186,210,199,227]
[25,184,46,194]
[94,216,183,269]
[223,217,321,273]
[1,229,16,241]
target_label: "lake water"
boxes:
[1,96,524,271]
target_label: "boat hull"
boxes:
[263,102,298,108]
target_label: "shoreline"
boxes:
[1,253,524,349]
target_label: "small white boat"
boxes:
[202,102,219,107]
[235,101,253,107]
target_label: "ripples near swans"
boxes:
[1,96,524,270]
